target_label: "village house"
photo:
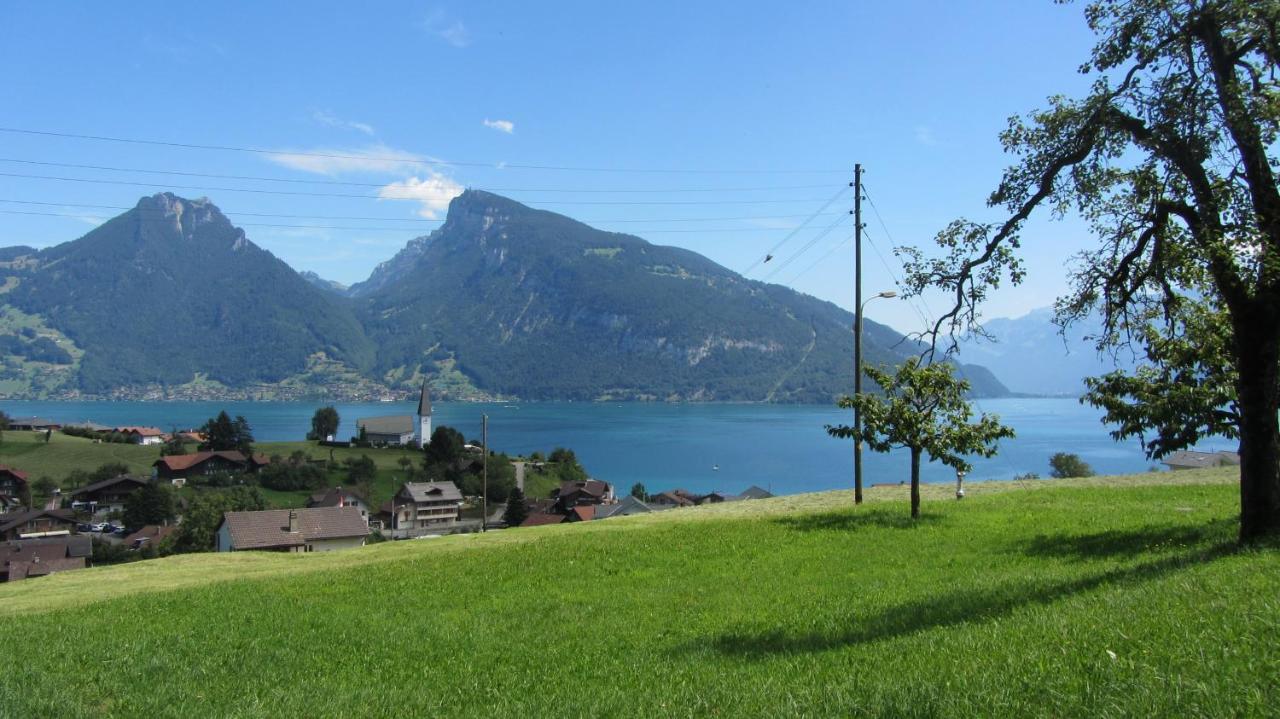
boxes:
[0,534,91,582]
[0,465,29,505]
[68,475,150,517]
[216,507,369,552]
[739,485,775,500]
[1162,450,1241,471]
[6,416,61,432]
[648,490,697,508]
[114,426,166,446]
[520,512,570,527]
[696,491,743,505]
[382,481,462,535]
[306,486,371,524]
[124,524,178,550]
[551,479,615,511]
[152,451,268,485]
[0,508,78,540]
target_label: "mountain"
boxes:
[356,190,1007,401]
[955,307,1139,395]
[299,271,348,295]
[0,191,1008,401]
[0,193,375,394]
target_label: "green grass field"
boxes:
[1,468,1275,717]
[0,430,160,479]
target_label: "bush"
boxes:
[1049,453,1094,479]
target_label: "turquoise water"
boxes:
[0,399,1235,496]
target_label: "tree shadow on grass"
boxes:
[698,542,1237,658]
[1021,519,1237,561]
[774,507,942,533]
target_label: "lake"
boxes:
[0,398,1236,496]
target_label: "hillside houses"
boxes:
[307,487,372,524]
[0,465,29,506]
[216,507,369,552]
[0,534,91,582]
[153,451,269,484]
[0,508,78,540]
[69,475,150,517]
[380,481,463,536]
[113,426,166,446]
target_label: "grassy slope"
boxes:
[2,468,1277,717]
[0,430,160,479]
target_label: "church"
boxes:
[354,382,433,447]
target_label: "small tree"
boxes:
[630,482,647,501]
[1049,453,1095,479]
[828,358,1014,518]
[123,482,176,529]
[307,406,340,441]
[160,428,188,456]
[503,486,528,527]
[200,411,254,456]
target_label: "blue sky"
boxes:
[0,1,1100,334]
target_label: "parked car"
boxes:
[90,522,107,532]
[77,523,93,532]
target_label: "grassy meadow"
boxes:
[1,467,1276,717]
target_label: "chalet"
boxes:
[1163,450,1241,471]
[0,465,29,504]
[114,426,166,446]
[383,482,463,535]
[69,475,150,517]
[217,507,369,552]
[0,535,91,581]
[551,479,615,510]
[152,451,269,484]
[696,491,743,505]
[307,486,371,523]
[0,508,78,540]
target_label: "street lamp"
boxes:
[854,290,897,504]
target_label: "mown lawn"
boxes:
[1,469,1276,717]
[0,430,160,479]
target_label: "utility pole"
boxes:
[852,164,865,505]
[481,414,488,532]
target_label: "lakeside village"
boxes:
[0,384,783,582]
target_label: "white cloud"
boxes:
[914,125,938,146]
[265,144,436,176]
[312,110,376,137]
[378,173,464,218]
[483,118,515,134]
[423,10,470,47]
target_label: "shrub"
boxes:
[1049,453,1094,479]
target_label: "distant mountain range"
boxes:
[0,190,1009,401]
[955,307,1139,396]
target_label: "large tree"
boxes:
[199,411,255,456]
[828,359,1014,518]
[307,406,340,441]
[900,0,1280,541]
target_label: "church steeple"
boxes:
[415,381,432,447]
[417,380,432,417]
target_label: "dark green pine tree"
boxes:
[503,486,528,527]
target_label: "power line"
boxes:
[760,213,850,282]
[0,172,836,205]
[741,186,850,276]
[0,127,850,175]
[786,234,852,284]
[0,157,840,193]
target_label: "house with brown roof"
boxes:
[0,508,78,540]
[649,490,696,508]
[520,512,569,527]
[123,524,178,550]
[216,507,369,552]
[551,479,615,511]
[152,451,269,485]
[6,416,61,431]
[0,534,91,581]
[381,482,463,536]
[69,475,150,517]
[307,487,371,524]
[0,465,29,505]
[114,426,166,446]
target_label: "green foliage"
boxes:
[829,358,1014,517]
[259,454,327,492]
[344,455,377,487]
[64,462,131,490]
[630,482,647,500]
[424,426,465,467]
[199,411,254,456]
[0,409,7,443]
[1049,453,1095,480]
[0,334,72,364]
[171,486,268,553]
[160,429,188,457]
[503,486,528,526]
[307,406,340,441]
[122,482,176,529]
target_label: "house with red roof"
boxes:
[114,426,167,446]
[152,451,269,485]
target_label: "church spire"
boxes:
[417,380,432,417]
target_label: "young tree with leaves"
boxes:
[828,358,1014,518]
[307,406,340,441]
[899,1,1280,541]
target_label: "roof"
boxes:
[597,495,653,519]
[554,479,610,499]
[0,508,77,534]
[417,381,432,417]
[7,556,85,580]
[69,474,150,497]
[520,512,568,527]
[0,465,30,482]
[153,451,248,473]
[570,505,596,521]
[740,485,774,500]
[0,534,91,563]
[307,486,366,508]
[357,415,415,436]
[221,507,369,550]
[114,426,166,437]
[1163,450,1241,469]
[123,525,178,545]
[7,416,60,428]
[650,491,695,507]
[398,481,462,504]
